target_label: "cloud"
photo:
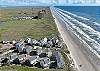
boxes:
[0,0,100,6]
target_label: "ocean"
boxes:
[55,6,100,32]
[55,6,100,22]
[53,6,100,53]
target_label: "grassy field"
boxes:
[0,7,58,41]
[0,7,74,71]
[0,64,72,71]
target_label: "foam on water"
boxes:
[51,7,100,57]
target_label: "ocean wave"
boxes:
[53,7,100,55]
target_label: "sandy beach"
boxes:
[50,7,99,71]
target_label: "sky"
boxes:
[0,0,100,6]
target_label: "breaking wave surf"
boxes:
[51,7,100,57]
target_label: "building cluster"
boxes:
[0,37,64,69]
[12,9,46,20]
[38,10,46,19]
[12,15,39,20]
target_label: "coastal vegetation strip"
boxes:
[0,7,58,40]
[0,7,74,71]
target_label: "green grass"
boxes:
[0,7,58,41]
[0,7,42,21]
[0,19,58,40]
[0,65,72,71]
[0,7,73,71]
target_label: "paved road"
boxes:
[51,7,100,71]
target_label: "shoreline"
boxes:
[50,7,97,71]
[50,7,78,71]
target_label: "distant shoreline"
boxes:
[0,6,50,9]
